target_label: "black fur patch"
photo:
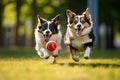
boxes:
[38,22,48,33]
[84,17,91,25]
[88,29,95,42]
[84,30,95,49]
[69,44,77,50]
[38,22,59,34]
[49,22,59,34]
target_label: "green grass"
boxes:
[0,48,120,80]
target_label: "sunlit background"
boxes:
[0,1,120,80]
[0,0,120,50]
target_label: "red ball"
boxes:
[46,41,57,51]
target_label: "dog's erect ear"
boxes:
[66,9,76,23]
[51,14,60,24]
[82,8,91,20]
[37,15,47,24]
[66,9,76,18]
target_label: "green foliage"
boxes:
[3,3,16,27]
[1,0,120,48]
[99,0,120,34]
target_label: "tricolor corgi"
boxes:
[64,8,95,62]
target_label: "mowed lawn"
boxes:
[0,48,120,80]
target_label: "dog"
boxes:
[34,14,62,63]
[64,8,95,62]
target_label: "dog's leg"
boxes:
[35,44,43,58]
[37,51,44,58]
[84,46,91,59]
[35,43,49,59]
[51,56,56,64]
[70,46,79,62]
[52,46,61,63]
[37,48,50,59]
[52,48,59,63]
[64,37,70,45]
[53,49,58,57]
[53,37,62,57]
[64,31,70,45]
[53,42,62,56]
[40,48,50,59]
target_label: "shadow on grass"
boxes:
[67,62,120,68]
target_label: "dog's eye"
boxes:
[41,26,47,30]
[38,26,42,29]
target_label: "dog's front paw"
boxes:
[84,56,89,59]
[72,55,79,62]
[52,53,58,57]
[44,52,50,59]
[53,50,59,57]
[40,48,50,59]
[37,51,44,58]
[84,47,90,60]
[64,39,70,45]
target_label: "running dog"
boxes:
[64,8,95,62]
[34,15,62,63]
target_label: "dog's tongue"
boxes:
[44,35,50,42]
[76,29,82,36]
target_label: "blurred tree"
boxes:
[15,0,22,46]
[1,0,119,49]
[99,0,120,49]
[31,0,37,46]
[67,0,87,14]
[0,0,5,47]
[30,0,68,46]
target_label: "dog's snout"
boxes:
[77,24,81,28]
[46,31,50,34]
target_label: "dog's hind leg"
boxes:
[84,46,91,59]
[50,56,56,64]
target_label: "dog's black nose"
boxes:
[77,24,81,28]
[46,31,50,34]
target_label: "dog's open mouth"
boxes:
[76,28,84,36]
[44,35,51,42]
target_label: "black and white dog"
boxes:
[64,8,95,62]
[34,15,62,63]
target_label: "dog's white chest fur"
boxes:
[68,27,92,50]
[71,35,92,48]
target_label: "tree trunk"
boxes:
[106,25,115,49]
[15,0,21,46]
[0,0,4,47]
[31,0,37,47]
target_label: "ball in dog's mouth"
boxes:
[44,35,51,42]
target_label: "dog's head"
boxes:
[37,15,60,42]
[66,8,93,36]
